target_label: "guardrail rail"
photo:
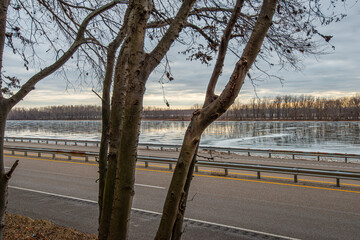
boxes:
[4,145,360,187]
[4,136,360,163]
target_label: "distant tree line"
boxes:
[225,95,360,121]
[7,95,360,121]
[7,105,102,120]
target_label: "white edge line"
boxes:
[135,183,165,189]
[9,185,298,240]
[9,186,97,204]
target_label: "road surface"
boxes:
[4,142,360,239]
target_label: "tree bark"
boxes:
[171,145,198,240]
[101,1,197,239]
[0,0,10,98]
[0,101,9,240]
[106,1,152,239]
[98,7,130,225]
[155,116,203,240]
[98,42,129,240]
[0,2,122,239]
[155,0,278,239]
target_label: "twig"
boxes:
[92,88,106,103]
[195,154,214,161]
[6,160,19,180]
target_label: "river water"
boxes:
[5,120,360,154]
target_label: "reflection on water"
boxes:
[5,120,360,154]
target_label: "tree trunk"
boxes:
[102,1,152,239]
[0,0,10,96]
[155,116,203,240]
[0,103,8,240]
[98,45,129,240]
[108,77,147,239]
[156,0,277,238]
[0,101,13,240]
[98,32,127,225]
[171,146,198,240]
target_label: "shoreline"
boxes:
[6,118,360,122]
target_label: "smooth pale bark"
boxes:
[171,146,198,240]
[101,0,196,239]
[155,0,278,239]
[170,2,246,236]
[98,7,130,225]
[107,1,151,239]
[0,0,10,96]
[98,42,129,240]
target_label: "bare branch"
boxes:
[5,160,19,180]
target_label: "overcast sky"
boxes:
[8,2,360,109]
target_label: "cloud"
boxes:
[6,2,360,109]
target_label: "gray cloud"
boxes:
[6,3,360,108]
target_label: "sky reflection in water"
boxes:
[5,120,360,154]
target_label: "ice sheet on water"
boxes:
[5,120,360,154]
[211,133,292,147]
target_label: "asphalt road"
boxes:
[3,142,360,239]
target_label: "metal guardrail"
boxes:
[4,136,360,163]
[4,145,360,187]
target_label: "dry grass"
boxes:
[4,213,97,240]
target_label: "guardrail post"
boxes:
[13,139,15,142]
[268,153,272,158]
[336,178,340,187]
[75,141,77,146]
[55,141,58,145]
[24,151,27,156]
[161,146,163,151]
[176,148,178,152]
[317,156,320,161]
[257,171,261,179]
[225,168,228,176]
[248,152,251,157]
[11,150,14,155]
[85,142,88,147]
[195,166,199,172]
[38,140,40,143]
[52,154,55,159]
[65,142,67,146]
[85,156,89,162]
[38,153,41,157]
[68,156,71,160]
[145,162,149,168]
[345,156,348,163]
[96,143,99,147]
[21,139,23,142]
[169,164,172,170]
[294,174,298,183]
[46,140,48,144]
[228,150,230,155]
[292,154,295,160]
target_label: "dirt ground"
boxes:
[4,213,97,240]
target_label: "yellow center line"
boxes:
[5,154,360,193]
[5,155,98,166]
[137,167,360,194]
[140,162,360,187]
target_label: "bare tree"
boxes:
[0,1,125,239]
[154,0,349,238]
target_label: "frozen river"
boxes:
[5,120,360,154]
